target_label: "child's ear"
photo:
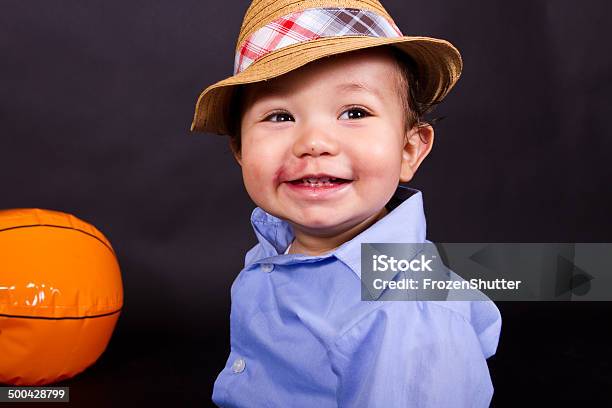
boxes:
[229,138,243,166]
[399,124,434,183]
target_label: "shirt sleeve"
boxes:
[329,301,501,408]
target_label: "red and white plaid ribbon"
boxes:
[234,7,403,74]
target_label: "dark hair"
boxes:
[386,46,441,136]
[226,46,439,155]
[226,85,245,155]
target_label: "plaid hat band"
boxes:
[234,7,403,75]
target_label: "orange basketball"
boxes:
[0,209,123,385]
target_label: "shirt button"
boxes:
[232,357,246,374]
[261,263,274,273]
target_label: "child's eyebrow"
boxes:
[335,82,383,99]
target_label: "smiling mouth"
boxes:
[288,176,352,187]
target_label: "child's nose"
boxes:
[292,124,340,158]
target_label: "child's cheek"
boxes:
[353,140,401,180]
[241,166,268,209]
[241,153,277,199]
[242,159,264,187]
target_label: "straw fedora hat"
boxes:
[191,0,463,135]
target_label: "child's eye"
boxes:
[339,107,371,120]
[264,111,295,122]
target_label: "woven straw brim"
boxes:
[191,35,462,135]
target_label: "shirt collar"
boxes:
[248,185,427,276]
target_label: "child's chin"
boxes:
[291,215,352,235]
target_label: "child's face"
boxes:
[235,48,432,244]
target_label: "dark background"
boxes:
[2,0,611,406]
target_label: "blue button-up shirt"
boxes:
[213,186,502,407]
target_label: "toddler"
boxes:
[191,0,501,406]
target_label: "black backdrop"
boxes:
[2,0,611,406]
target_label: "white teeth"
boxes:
[305,177,330,183]
[302,177,334,186]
